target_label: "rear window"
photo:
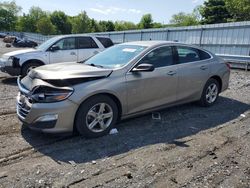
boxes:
[78,37,98,49]
[96,37,114,48]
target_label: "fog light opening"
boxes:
[35,114,58,122]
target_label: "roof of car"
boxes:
[55,34,110,39]
[120,40,183,47]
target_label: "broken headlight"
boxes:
[31,86,74,103]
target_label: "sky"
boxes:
[14,0,205,24]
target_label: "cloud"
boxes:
[89,5,142,15]
[128,9,142,14]
[90,8,108,15]
[192,0,200,3]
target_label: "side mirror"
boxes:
[132,63,155,72]
[50,45,60,52]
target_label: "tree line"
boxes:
[0,0,249,35]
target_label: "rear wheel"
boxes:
[199,78,219,107]
[75,95,118,138]
[21,62,41,77]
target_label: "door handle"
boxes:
[70,52,76,56]
[200,65,208,70]
[167,71,177,76]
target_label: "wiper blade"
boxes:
[86,63,104,68]
[77,60,85,64]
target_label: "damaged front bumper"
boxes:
[16,77,79,133]
[0,65,21,76]
[0,57,21,76]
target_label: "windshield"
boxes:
[85,45,146,68]
[36,36,61,51]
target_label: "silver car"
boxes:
[17,41,230,138]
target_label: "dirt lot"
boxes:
[0,40,249,188]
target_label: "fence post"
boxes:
[140,30,143,41]
[123,32,125,43]
[166,29,169,41]
[199,28,204,47]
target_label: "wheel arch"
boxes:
[210,75,222,93]
[21,59,45,69]
[73,92,123,133]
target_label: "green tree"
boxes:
[152,22,164,28]
[16,7,47,32]
[50,11,72,34]
[114,21,137,31]
[29,6,47,21]
[225,0,250,21]
[37,16,56,35]
[99,21,107,32]
[170,12,200,26]
[88,19,101,32]
[0,1,21,30]
[99,21,115,32]
[105,21,115,31]
[71,11,90,33]
[138,14,153,29]
[200,0,231,24]
[16,13,36,32]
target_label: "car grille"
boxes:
[17,93,31,120]
[17,77,32,120]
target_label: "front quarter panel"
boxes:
[18,51,49,66]
[69,69,127,115]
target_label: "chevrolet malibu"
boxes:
[17,41,230,138]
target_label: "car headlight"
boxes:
[5,56,15,66]
[31,86,74,103]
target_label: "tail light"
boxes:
[226,62,231,70]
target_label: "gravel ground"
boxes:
[0,40,249,188]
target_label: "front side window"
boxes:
[176,46,200,64]
[78,37,98,49]
[54,38,76,50]
[36,36,61,51]
[139,46,174,68]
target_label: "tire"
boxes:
[21,62,41,77]
[199,78,220,107]
[75,95,118,138]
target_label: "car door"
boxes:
[126,46,178,114]
[174,45,211,102]
[77,37,101,62]
[49,37,78,64]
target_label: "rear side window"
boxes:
[199,50,211,60]
[97,37,114,48]
[78,37,98,49]
[176,46,200,64]
[139,46,174,68]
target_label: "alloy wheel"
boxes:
[26,66,37,74]
[86,103,113,133]
[206,83,218,104]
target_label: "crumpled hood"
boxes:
[28,62,113,80]
[2,48,39,59]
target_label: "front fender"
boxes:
[18,52,49,66]
[69,77,127,115]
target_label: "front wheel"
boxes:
[199,78,219,107]
[75,95,118,138]
[21,62,41,77]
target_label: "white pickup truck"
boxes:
[0,35,114,76]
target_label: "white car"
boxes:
[0,35,113,76]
